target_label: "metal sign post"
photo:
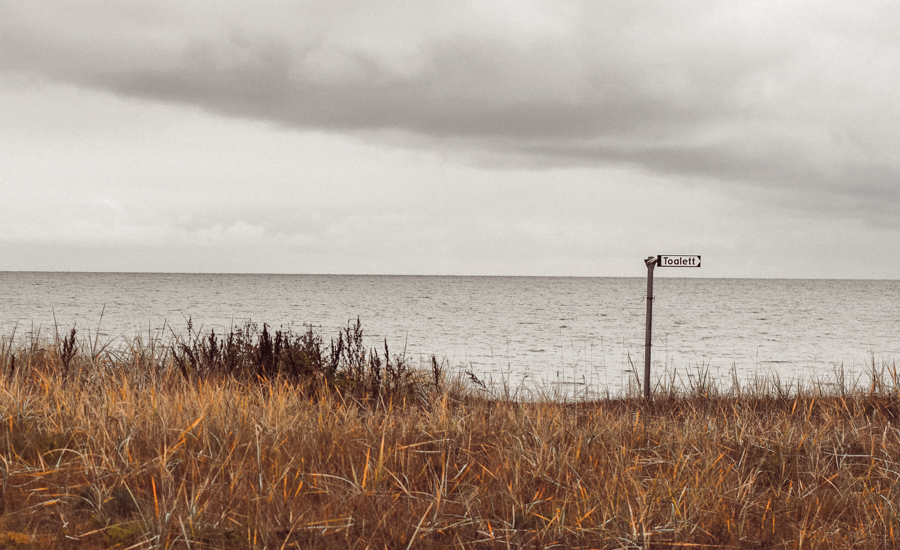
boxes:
[643,256,656,399]
[643,254,701,399]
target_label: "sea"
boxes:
[1,272,898,397]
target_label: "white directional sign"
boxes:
[657,255,701,267]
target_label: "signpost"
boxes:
[643,254,701,399]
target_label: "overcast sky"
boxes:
[1,1,898,278]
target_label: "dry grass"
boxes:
[1,327,900,548]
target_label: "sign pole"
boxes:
[643,256,657,399]
[643,254,699,399]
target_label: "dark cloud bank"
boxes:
[3,1,899,222]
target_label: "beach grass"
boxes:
[1,323,899,548]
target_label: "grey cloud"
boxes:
[0,3,760,138]
[3,1,899,218]
[92,38,653,139]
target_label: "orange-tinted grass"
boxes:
[0,338,899,548]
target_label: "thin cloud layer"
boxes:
[2,1,899,217]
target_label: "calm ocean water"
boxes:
[1,272,898,395]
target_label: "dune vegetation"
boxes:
[1,321,899,548]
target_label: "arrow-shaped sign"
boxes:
[656,255,701,267]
